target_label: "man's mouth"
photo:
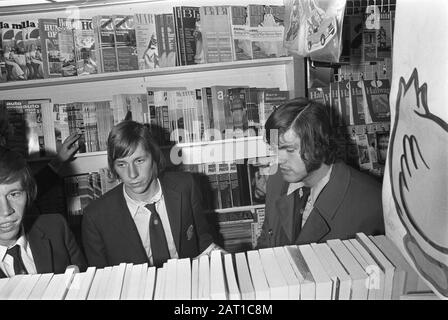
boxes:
[0,220,17,232]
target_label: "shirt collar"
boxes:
[0,226,29,261]
[123,179,162,218]
[286,164,333,204]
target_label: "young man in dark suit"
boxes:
[257,98,385,248]
[0,146,86,278]
[82,121,219,268]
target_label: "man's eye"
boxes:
[286,149,296,153]
[136,159,145,164]
[116,163,126,168]
[9,191,24,198]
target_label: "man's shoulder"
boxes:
[332,162,382,199]
[84,184,123,215]
[25,214,67,234]
[344,163,381,188]
[161,170,193,180]
[160,171,194,187]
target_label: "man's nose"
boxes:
[127,163,138,179]
[277,150,287,164]
[0,197,14,217]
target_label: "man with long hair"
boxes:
[257,98,384,248]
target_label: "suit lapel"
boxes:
[160,177,182,253]
[296,162,350,244]
[296,208,331,244]
[0,268,6,278]
[27,226,53,273]
[275,187,296,244]
[109,187,148,260]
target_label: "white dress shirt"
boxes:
[287,165,333,228]
[0,228,37,277]
[123,179,178,266]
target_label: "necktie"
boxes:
[6,245,28,275]
[294,187,311,239]
[145,203,171,268]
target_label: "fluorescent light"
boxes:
[0,0,52,6]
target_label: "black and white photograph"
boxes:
[0,0,446,310]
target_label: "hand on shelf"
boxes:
[48,133,80,174]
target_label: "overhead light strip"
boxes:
[0,0,163,15]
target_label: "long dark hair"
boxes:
[265,97,337,172]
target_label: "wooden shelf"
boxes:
[0,57,295,91]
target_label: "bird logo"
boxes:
[389,68,448,296]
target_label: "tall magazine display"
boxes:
[0,1,306,256]
[383,1,448,299]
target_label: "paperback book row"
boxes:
[145,86,289,146]
[0,85,289,158]
[0,4,288,82]
[0,99,114,159]
[216,206,265,253]
[0,233,430,300]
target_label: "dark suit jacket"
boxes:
[81,171,215,268]
[257,161,385,248]
[0,214,87,278]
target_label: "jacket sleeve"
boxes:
[255,171,280,249]
[81,209,108,268]
[189,174,215,252]
[59,215,87,272]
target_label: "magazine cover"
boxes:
[283,0,307,56]
[247,5,287,59]
[24,20,44,79]
[348,80,366,125]
[362,78,391,123]
[38,18,63,78]
[229,6,252,61]
[72,19,97,76]
[154,13,176,68]
[56,18,77,77]
[200,6,232,63]
[134,13,158,70]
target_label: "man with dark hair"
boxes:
[0,146,86,278]
[82,121,218,268]
[257,98,384,248]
